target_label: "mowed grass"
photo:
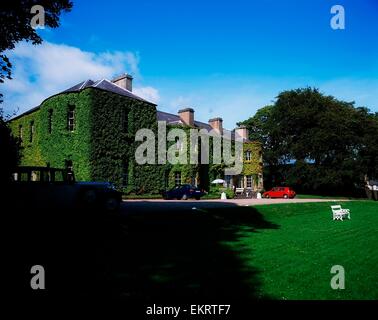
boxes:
[296,194,360,200]
[221,201,378,300]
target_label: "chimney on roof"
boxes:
[208,117,223,135]
[178,108,194,126]
[235,125,248,141]
[111,73,133,91]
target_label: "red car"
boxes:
[263,187,296,199]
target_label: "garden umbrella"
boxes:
[211,179,225,184]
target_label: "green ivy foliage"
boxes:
[41,90,92,180]
[242,141,263,175]
[9,88,263,194]
[9,110,44,166]
[9,88,160,188]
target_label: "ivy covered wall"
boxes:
[9,109,44,167]
[163,129,264,190]
[10,90,93,180]
[89,88,166,194]
[242,141,263,175]
[9,88,158,186]
[40,90,92,180]
[9,87,263,194]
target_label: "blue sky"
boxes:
[3,0,378,128]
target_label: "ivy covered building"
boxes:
[9,73,263,194]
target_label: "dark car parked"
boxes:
[10,166,122,211]
[163,184,205,200]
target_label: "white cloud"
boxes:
[3,41,376,128]
[1,41,156,115]
[133,86,160,104]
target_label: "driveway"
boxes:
[121,198,350,214]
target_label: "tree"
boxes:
[238,105,282,188]
[238,105,280,165]
[0,111,20,184]
[0,0,72,184]
[0,0,72,88]
[357,109,378,180]
[240,88,378,195]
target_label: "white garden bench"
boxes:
[331,205,351,221]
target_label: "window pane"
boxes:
[238,176,244,188]
[20,172,29,181]
[68,105,75,132]
[175,172,181,185]
[31,170,41,182]
[48,109,53,134]
[54,171,64,182]
[42,170,52,182]
[30,121,34,142]
[225,175,231,187]
[246,176,252,188]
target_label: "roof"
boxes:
[62,78,154,104]
[9,78,250,142]
[10,78,156,121]
[10,105,40,120]
[156,110,247,141]
[156,110,213,130]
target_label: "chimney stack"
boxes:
[208,117,223,135]
[178,108,194,126]
[112,73,133,91]
[235,125,248,141]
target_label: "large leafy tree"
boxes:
[238,105,282,188]
[0,111,20,184]
[0,0,72,183]
[0,0,72,88]
[240,88,378,195]
[358,110,378,180]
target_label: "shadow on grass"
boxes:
[8,202,279,306]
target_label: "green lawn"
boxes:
[220,201,378,299]
[295,194,361,200]
[66,200,377,301]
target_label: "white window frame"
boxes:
[68,106,75,132]
[246,175,252,188]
